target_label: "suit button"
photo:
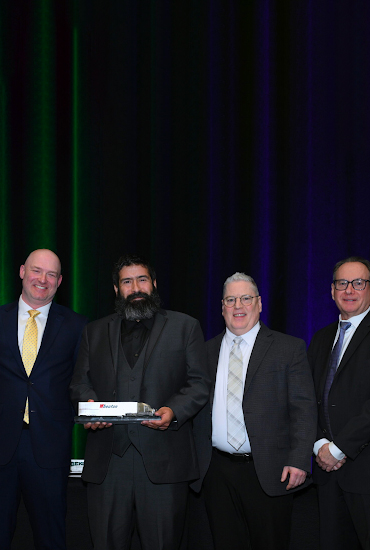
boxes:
[323,429,327,434]
[130,377,136,381]
[317,400,321,405]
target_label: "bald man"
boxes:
[0,249,88,550]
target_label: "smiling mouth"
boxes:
[234,313,246,317]
[35,285,47,290]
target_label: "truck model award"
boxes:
[75,402,161,424]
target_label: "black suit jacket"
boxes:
[0,301,88,468]
[70,309,209,485]
[192,322,317,496]
[308,311,370,494]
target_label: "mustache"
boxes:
[125,291,152,302]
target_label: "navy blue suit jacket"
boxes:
[0,301,88,468]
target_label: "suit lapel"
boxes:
[207,332,224,404]
[143,311,167,374]
[31,303,65,371]
[336,312,370,374]
[2,302,25,376]
[244,322,273,395]
[108,314,122,373]
[317,325,337,395]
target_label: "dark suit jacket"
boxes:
[192,322,317,496]
[0,300,88,468]
[69,309,209,485]
[308,311,370,494]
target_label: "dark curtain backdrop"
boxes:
[1,0,370,343]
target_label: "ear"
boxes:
[19,265,25,280]
[57,275,63,288]
[153,279,157,288]
[114,285,118,296]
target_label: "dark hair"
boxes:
[112,254,156,287]
[333,256,370,281]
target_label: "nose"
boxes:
[345,283,355,293]
[234,297,243,308]
[132,279,140,293]
[38,271,47,283]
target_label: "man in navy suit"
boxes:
[309,257,370,550]
[0,249,88,550]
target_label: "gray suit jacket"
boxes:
[70,309,209,484]
[192,322,317,496]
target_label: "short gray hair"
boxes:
[223,272,259,297]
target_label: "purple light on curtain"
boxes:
[252,0,276,326]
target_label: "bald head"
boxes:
[20,249,62,308]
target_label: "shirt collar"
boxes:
[339,305,370,330]
[225,320,261,346]
[18,295,52,318]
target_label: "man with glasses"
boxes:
[193,272,316,550]
[308,256,370,550]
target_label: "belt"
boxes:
[213,447,253,462]
[23,421,30,429]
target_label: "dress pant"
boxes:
[317,472,370,550]
[87,444,189,550]
[203,448,293,550]
[0,428,69,550]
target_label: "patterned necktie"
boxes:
[227,336,246,451]
[22,309,40,423]
[322,321,351,439]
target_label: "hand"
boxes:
[316,443,346,472]
[332,457,346,471]
[141,407,174,430]
[83,399,112,431]
[281,466,307,490]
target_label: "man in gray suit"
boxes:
[194,272,316,550]
[70,254,209,550]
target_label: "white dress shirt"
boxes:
[314,305,370,459]
[18,296,52,354]
[212,322,260,453]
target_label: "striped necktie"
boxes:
[227,336,246,451]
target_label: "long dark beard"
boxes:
[114,288,161,320]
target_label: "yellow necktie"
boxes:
[22,309,40,423]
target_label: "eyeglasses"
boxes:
[333,279,370,291]
[222,295,259,307]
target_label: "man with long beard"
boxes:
[70,254,209,550]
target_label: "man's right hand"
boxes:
[83,399,112,430]
[316,443,346,472]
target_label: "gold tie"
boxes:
[22,309,40,423]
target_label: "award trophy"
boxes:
[74,401,161,424]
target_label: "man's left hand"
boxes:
[141,407,174,430]
[281,466,307,490]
